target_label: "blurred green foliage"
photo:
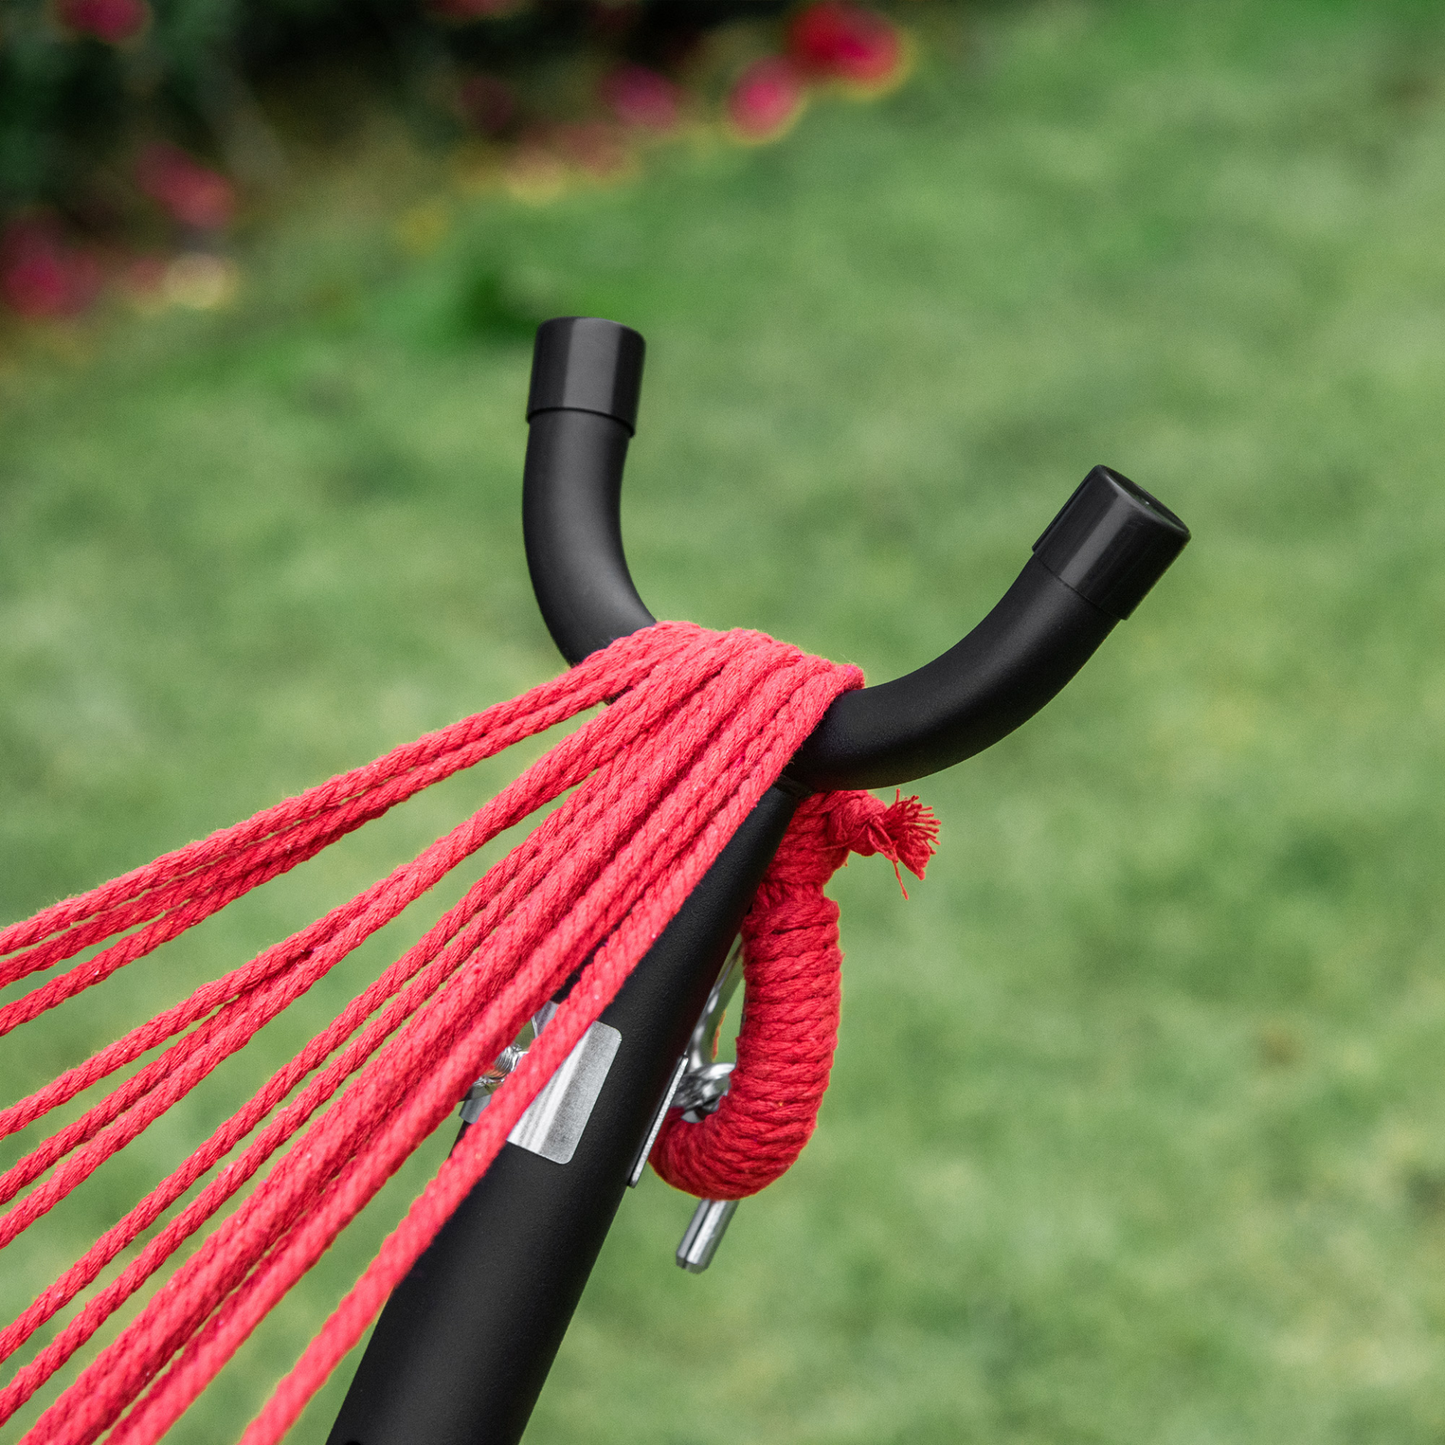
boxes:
[0,0,790,230]
[5,0,1445,1440]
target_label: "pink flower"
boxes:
[0,219,101,319]
[55,0,149,44]
[602,65,682,133]
[136,144,235,232]
[787,2,903,88]
[726,57,805,142]
[458,73,517,136]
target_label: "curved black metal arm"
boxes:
[523,317,1189,791]
[523,319,655,660]
[522,409,655,659]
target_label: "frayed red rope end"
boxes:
[881,790,939,882]
[826,788,938,895]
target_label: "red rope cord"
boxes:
[0,627,739,1417]
[0,623,716,1164]
[0,622,936,1445]
[650,789,937,1199]
[0,620,694,992]
[33,638,839,1445]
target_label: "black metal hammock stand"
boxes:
[0,317,1188,1445]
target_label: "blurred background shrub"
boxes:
[0,0,908,316]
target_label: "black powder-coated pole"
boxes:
[327,317,1189,1445]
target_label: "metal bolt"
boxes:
[677,1198,739,1273]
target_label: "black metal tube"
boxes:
[789,556,1114,790]
[522,408,654,665]
[328,316,1190,1445]
[522,317,654,666]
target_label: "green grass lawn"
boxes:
[5,0,1445,1440]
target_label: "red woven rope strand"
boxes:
[0,620,693,993]
[0,623,714,1166]
[650,789,937,1199]
[26,635,841,1445]
[0,621,936,1445]
[1,623,705,1421]
[0,624,734,1417]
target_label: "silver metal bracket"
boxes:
[460,1002,621,1166]
[627,939,745,1188]
[661,943,750,1272]
[626,1053,687,1188]
[672,941,742,1120]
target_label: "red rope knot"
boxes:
[649,788,938,1201]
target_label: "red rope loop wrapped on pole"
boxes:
[650,789,936,1200]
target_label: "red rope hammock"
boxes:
[0,621,935,1444]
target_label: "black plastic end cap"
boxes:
[527,317,646,434]
[1032,465,1190,620]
